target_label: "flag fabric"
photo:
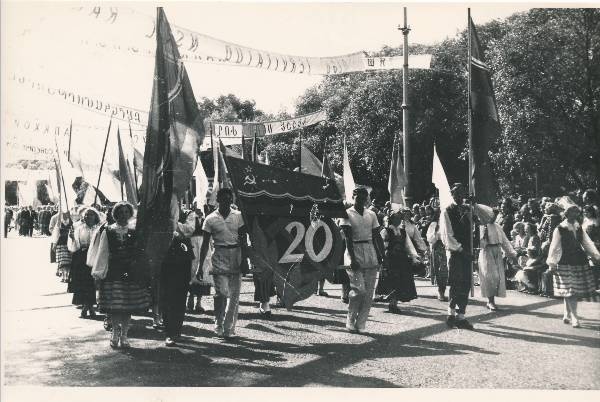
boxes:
[54,136,79,211]
[321,152,335,181]
[46,169,59,204]
[251,135,258,163]
[117,128,139,204]
[388,137,406,210]
[342,136,355,202]
[300,144,323,176]
[69,120,122,203]
[432,144,453,210]
[193,156,209,208]
[134,7,204,283]
[224,155,346,308]
[207,139,231,206]
[208,140,220,207]
[470,15,500,206]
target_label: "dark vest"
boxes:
[446,204,471,249]
[57,222,72,245]
[106,226,137,281]
[557,226,588,266]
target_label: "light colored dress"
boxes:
[478,222,517,298]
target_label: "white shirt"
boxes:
[479,223,517,258]
[202,209,244,246]
[340,206,380,268]
[339,206,379,241]
[67,223,99,252]
[546,220,600,266]
[403,220,427,253]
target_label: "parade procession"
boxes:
[1,2,599,395]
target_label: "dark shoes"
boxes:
[446,315,456,328]
[455,318,474,330]
[388,305,402,314]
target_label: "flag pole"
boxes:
[95,119,112,205]
[54,137,70,213]
[67,119,73,162]
[468,8,475,297]
[298,129,303,172]
[128,121,139,191]
[117,128,125,200]
[241,131,245,160]
[399,7,412,206]
[252,129,258,163]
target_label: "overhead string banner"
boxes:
[6,75,326,147]
[72,6,431,74]
[7,73,148,126]
[204,110,327,148]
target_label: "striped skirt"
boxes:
[553,264,599,301]
[98,280,151,313]
[55,244,72,268]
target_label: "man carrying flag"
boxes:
[439,183,474,330]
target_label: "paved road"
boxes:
[2,234,599,389]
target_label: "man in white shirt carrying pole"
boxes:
[196,188,247,340]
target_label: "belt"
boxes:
[353,240,371,244]
[214,244,240,249]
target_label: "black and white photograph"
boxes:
[1,0,599,399]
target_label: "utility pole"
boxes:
[399,7,412,206]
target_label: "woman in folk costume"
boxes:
[379,211,420,313]
[474,204,517,311]
[426,209,449,301]
[67,207,102,318]
[92,201,151,348]
[51,211,73,283]
[547,198,600,328]
[188,202,212,314]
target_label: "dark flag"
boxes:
[224,156,347,308]
[321,152,335,181]
[134,7,204,283]
[469,15,500,205]
[117,128,139,205]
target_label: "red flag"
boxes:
[134,7,204,283]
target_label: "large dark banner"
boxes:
[224,156,347,308]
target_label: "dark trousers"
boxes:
[161,259,192,339]
[448,252,471,315]
[27,225,33,236]
[4,221,9,238]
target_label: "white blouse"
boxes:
[546,220,600,266]
[67,223,98,252]
[380,224,419,260]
